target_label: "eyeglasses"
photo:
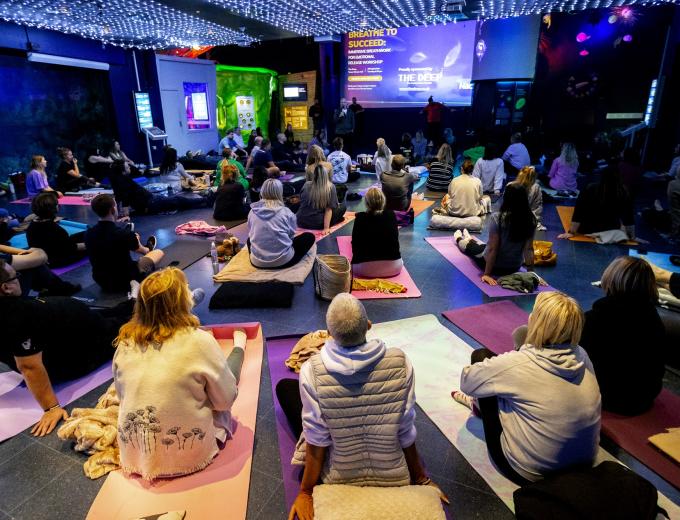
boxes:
[3,272,21,283]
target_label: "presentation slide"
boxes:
[472,15,540,81]
[344,22,476,108]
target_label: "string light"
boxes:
[0,0,258,49]
[476,0,675,20]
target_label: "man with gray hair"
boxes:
[276,293,447,519]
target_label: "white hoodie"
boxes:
[299,338,417,448]
[461,344,601,481]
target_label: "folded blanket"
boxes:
[352,278,407,294]
[648,428,680,464]
[213,244,316,285]
[586,229,630,244]
[497,272,541,293]
[285,330,331,373]
[175,220,227,237]
[58,383,120,479]
[428,214,482,232]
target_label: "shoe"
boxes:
[191,288,205,306]
[451,390,474,410]
[233,329,247,350]
[536,223,547,231]
[453,229,463,242]
[129,280,140,300]
[146,235,157,251]
[462,228,471,239]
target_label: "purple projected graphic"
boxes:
[343,22,476,108]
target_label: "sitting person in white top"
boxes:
[451,291,601,484]
[159,147,193,183]
[114,267,247,480]
[472,143,505,194]
[276,293,448,519]
[327,137,353,184]
[441,159,491,217]
[244,136,264,171]
[502,133,531,178]
[373,138,392,182]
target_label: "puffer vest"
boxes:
[294,348,412,487]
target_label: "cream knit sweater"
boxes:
[113,328,237,480]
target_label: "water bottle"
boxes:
[210,241,219,275]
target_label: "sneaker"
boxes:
[233,329,248,350]
[453,229,463,242]
[408,207,415,224]
[451,390,474,409]
[536,223,547,231]
[146,235,157,251]
[129,280,140,300]
[191,288,205,306]
[462,228,471,239]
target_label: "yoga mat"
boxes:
[296,212,356,242]
[425,236,556,297]
[9,219,88,250]
[441,305,680,505]
[65,189,114,196]
[88,322,264,520]
[556,206,638,245]
[11,195,92,206]
[370,315,680,515]
[336,236,421,299]
[267,336,305,509]
[630,250,680,274]
[358,182,381,196]
[422,189,446,200]
[0,371,24,396]
[410,198,434,218]
[442,301,527,354]
[0,362,113,441]
[51,256,90,276]
[226,221,249,243]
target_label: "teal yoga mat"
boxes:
[9,220,88,249]
[629,250,680,274]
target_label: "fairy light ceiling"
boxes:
[470,0,679,19]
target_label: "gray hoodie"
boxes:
[247,200,297,268]
[461,344,601,481]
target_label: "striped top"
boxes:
[426,161,454,192]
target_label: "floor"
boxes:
[1,171,679,519]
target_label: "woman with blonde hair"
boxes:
[373,138,392,182]
[548,142,579,192]
[26,155,61,198]
[511,166,544,230]
[305,144,332,181]
[213,163,248,221]
[579,256,664,415]
[426,143,455,192]
[114,267,247,480]
[248,179,315,269]
[451,291,601,484]
[351,187,403,278]
[296,164,346,234]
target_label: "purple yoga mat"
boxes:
[0,362,113,441]
[267,336,304,509]
[51,257,90,276]
[425,236,556,298]
[442,301,529,355]
[358,182,381,196]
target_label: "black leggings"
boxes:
[471,348,530,486]
[456,236,518,277]
[248,232,315,270]
[276,378,304,439]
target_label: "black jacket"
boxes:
[351,210,401,265]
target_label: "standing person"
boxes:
[296,164,347,234]
[579,257,665,416]
[547,143,579,193]
[351,188,403,278]
[511,166,544,231]
[472,143,505,195]
[426,144,455,192]
[308,99,324,132]
[333,98,355,156]
[420,96,445,147]
[442,159,491,218]
[248,179,315,269]
[213,164,249,221]
[114,268,243,480]
[26,155,61,198]
[454,183,539,285]
[451,292,601,484]
[327,137,357,184]
[55,147,99,193]
[381,155,419,212]
[400,133,414,164]
[349,97,365,140]
[85,194,164,293]
[502,133,531,178]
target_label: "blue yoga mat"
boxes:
[9,220,88,250]
[629,249,680,274]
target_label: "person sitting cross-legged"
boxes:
[276,293,448,519]
[441,159,491,218]
[85,194,164,293]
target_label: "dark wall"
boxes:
[206,38,319,75]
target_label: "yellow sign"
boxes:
[283,105,308,131]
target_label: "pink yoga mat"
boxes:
[297,212,356,242]
[337,236,421,299]
[444,302,680,491]
[88,322,263,520]
[12,195,92,206]
[425,236,555,298]
[442,301,527,354]
[0,362,113,442]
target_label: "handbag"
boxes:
[313,254,352,301]
[533,240,557,266]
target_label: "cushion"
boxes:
[428,214,482,231]
[213,244,316,285]
[209,281,294,309]
[312,484,445,520]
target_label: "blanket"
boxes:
[352,278,406,293]
[175,221,227,237]
[213,243,316,285]
[284,330,331,373]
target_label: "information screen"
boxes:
[133,92,153,130]
[191,92,209,121]
[283,83,308,101]
[343,22,476,108]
